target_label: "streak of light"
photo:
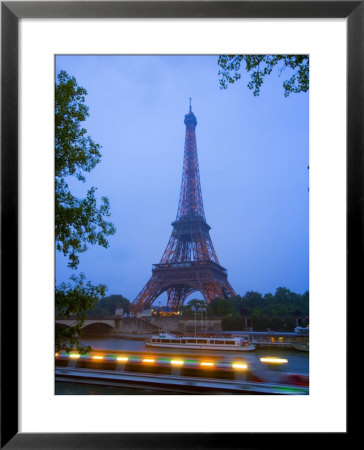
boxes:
[232,362,248,370]
[260,357,288,364]
[170,359,184,366]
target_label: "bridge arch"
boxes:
[81,322,114,335]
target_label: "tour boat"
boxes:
[293,342,309,352]
[294,326,309,335]
[146,331,255,351]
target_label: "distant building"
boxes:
[136,309,153,318]
[158,310,181,317]
[150,306,181,317]
[114,305,124,317]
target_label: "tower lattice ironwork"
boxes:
[131,104,236,313]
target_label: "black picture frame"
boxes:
[1,1,357,448]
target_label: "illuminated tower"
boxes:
[131,103,236,313]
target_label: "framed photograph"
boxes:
[2,1,357,447]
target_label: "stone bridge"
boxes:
[56,317,222,335]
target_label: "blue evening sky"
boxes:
[55,55,309,304]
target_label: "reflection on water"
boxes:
[79,336,309,375]
[55,382,184,395]
[80,336,145,352]
[56,336,309,395]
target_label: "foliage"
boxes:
[206,287,309,332]
[182,299,207,318]
[55,70,116,269]
[207,297,233,317]
[221,313,245,331]
[87,295,131,318]
[218,55,309,97]
[55,274,106,352]
[250,312,271,331]
[55,71,116,352]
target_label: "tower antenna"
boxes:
[189,97,192,112]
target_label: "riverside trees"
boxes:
[55,70,116,352]
[206,288,309,332]
[181,287,308,331]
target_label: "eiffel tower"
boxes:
[131,102,236,313]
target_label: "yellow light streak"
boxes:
[92,356,104,360]
[117,357,129,362]
[260,357,288,364]
[143,358,155,363]
[232,362,248,370]
[170,359,184,366]
[200,362,214,367]
[69,354,80,359]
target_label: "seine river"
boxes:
[55,336,309,395]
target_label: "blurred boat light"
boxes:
[170,359,184,366]
[232,362,248,370]
[260,357,288,364]
[200,362,214,367]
